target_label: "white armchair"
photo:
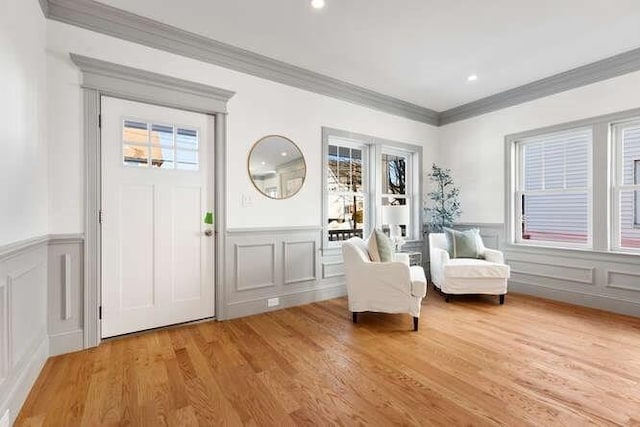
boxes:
[429,233,510,304]
[342,237,427,331]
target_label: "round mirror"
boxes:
[248,135,306,199]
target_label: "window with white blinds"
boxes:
[612,121,640,251]
[516,127,592,246]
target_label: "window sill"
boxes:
[513,240,591,251]
[322,238,423,252]
[504,242,640,264]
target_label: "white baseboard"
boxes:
[0,334,49,426]
[49,329,83,356]
[225,284,347,320]
[509,281,640,317]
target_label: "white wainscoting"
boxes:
[506,246,640,317]
[234,240,277,291]
[0,239,49,425]
[0,234,85,424]
[283,240,317,285]
[225,227,345,319]
[47,235,84,356]
[606,270,640,292]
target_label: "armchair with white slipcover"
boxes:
[429,233,510,304]
[342,237,427,331]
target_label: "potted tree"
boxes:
[425,163,461,232]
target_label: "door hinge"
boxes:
[99,210,103,224]
[98,114,102,128]
[98,305,102,320]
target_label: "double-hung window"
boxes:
[612,120,640,251]
[327,140,368,242]
[514,127,592,247]
[380,150,412,238]
[324,128,421,247]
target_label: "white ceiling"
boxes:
[94,0,640,111]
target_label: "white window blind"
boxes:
[517,127,592,246]
[613,121,640,251]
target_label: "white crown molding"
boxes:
[46,0,439,126]
[42,0,640,126]
[70,53,235,113]
[439,47,640,125]
[38,0,49,17]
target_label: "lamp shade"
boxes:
[382,205,409,225]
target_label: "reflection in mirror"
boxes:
[248,135,306,199]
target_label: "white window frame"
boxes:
[322,127,422,249]
[326,138,370,245]
[378,147,414,238]
[634,159,640,227]
[611,119,640,252]
[510,127,593,250]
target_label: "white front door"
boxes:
[101,97,215,338]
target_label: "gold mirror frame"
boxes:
[247,135,307,200]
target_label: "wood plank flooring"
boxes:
[16,291,640,426]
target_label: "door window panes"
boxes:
[123,145,149,167]
[121,120,199,171]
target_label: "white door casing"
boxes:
[101,97,215,338]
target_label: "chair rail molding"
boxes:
[42,0,640,125]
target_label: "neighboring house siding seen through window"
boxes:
[508,112,640,254]
[613,121,640,250]
[516,128,592,247]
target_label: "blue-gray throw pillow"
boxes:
[443,227,484,259]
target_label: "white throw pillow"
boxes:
[367,229,394,262]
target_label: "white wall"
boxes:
[0,1,49,424]
[0,0,48,246]
[439,70,640,223]
[45,21,439,233]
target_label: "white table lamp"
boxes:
[382,205,409,250]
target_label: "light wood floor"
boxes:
[16,291,640,426]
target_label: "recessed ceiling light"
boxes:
[281,152,288,156]
[467,74,478,82]
[311,0,325,9]
[261,161,266,165]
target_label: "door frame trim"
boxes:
[71,53,235,348]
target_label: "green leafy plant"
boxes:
[425,163,461,232]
